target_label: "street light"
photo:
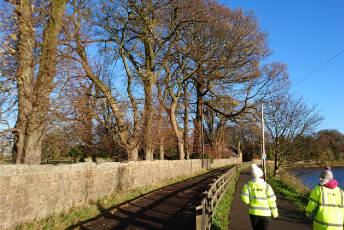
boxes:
[261,104,267,181]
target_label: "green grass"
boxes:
[211,164,250,230]
[14,165,226,230]
[210,163,315,230]
[264,162,344,212]
[0,157,12,164]
[267,167,311,212]
[211,179,237,230]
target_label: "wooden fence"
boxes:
[196,163,250,230]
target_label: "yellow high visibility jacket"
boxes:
[306,185,344,230]
[241,179,278,218]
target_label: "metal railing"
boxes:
[196,163,251,230]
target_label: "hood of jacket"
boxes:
[322,179,338,189]
[250,177,265,183]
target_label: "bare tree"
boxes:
[61,0,142,161]
[0,2,17,137]
[181,5,274,157]
[91,0,205,160]
[155,80,168,159]
[264,94,324,176]
[183,83,191,159]
[5,0,67,164]
[226,122,263,161]
[203,108,230,158]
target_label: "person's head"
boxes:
[251,164,264,178]
[319,166,333,185]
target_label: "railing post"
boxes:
[196,166,240,230]
[202,198,207,230]
[196,197,208,230]
[202,197,209,230]
[196,202,203,230]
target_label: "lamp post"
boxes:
[261,104,267,181]
[201,103,205,168]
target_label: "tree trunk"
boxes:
[12,0,35,163]
[143,79,154,160]
[156,81,167,160]
[84,84,96,162]
[193,81,204,158]
[184,85,190,159]
[13,0,66,164]
[22,128,44,164]
[170,101,185,160]
[128,147,138,161]
[75,29,139,161]
[273,153,278,177]
[213,141,221,159]
[14,128,43,164]
[159,137,165,160]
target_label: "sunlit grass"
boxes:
[211,180,236,230]
[267,167,311,212]
[211,164,250,230]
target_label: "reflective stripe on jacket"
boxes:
[241,180,278,217]
[306,185,344,230]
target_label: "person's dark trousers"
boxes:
[249,214,271,230]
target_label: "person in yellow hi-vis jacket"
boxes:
[306,166,344,230]
[241,164,278,230]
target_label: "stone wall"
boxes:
[0,157,241,229]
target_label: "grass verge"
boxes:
[211,164,250,230]
[267,167,311,212]
[14,165,226,230]
[0,157,12,164]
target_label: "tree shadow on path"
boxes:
[65,167,231,230]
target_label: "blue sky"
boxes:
[219,0,344,134]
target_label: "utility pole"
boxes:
[261,104,267,181]
[201,103,205,168]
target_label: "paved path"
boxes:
[66,167,232,230]
[228,169,312,230]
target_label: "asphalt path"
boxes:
[66,166,232,230]
[228,169,312,230]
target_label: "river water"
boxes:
[294,167,344,189]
